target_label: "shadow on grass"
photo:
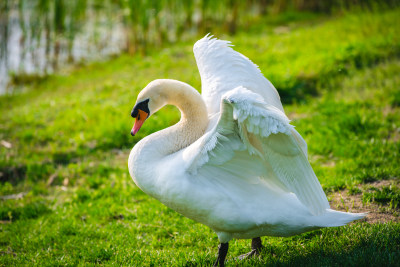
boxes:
[229,224,400,266]
[0,200,51,221]
[0,164,27,184]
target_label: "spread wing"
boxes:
[184,86,330,215]
[193,34,284,115]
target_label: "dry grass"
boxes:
[329,179,400,223]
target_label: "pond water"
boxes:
[0,0,128,94]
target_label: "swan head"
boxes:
[130,80,169,136]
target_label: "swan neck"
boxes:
[153,80,208,156]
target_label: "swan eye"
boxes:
[131,99,150,118]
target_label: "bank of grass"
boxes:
[1,7,399,266]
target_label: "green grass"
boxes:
[363,184,400,209]
[1,7,400,266]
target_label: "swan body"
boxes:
[128,35,366,265]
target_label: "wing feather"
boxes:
[186,86,330,215]
[193,34,284,115]
[191,35,328,215]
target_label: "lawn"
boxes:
[1,7,399,266]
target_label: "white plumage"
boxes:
[193,34,284,115]
[128,35,366,266]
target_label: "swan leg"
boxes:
[213,242,229,267]
[238,237,263,260]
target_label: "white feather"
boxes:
[129,35,366,246]
[194,34,284,115]
[187,85,329,215]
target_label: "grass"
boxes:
[1,7,400,266]
[363,185,400,209]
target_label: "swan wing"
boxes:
[193,34,284,115]
[184,86,330,215]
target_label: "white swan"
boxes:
[128,35,366,266]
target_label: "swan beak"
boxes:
[131,109,149,136]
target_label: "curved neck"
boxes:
[146,80,209,157]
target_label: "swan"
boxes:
[128,35,366,266]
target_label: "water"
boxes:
[0,0,129,94]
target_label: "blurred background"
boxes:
[1,0,397,93]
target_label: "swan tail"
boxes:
[313,209,367,227]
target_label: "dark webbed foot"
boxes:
[213,242,229,267]
[238,237,263,260]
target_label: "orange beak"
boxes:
[131,109,149,136]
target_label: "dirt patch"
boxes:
[328,179,399,224]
